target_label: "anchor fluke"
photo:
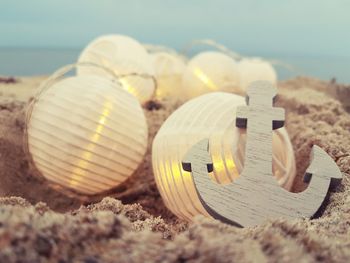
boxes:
[303,145,342,188]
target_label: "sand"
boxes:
[0,76,349,262]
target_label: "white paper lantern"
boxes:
[238,58,277,92]
[150,52,186,99]
[25,74,148,195]
[152,92,296,221]
[77,34,155,104]
[182,51,241,99]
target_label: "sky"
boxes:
[0,0,350,58]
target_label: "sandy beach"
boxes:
[0,76,349,262]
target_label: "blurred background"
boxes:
[0,0,349,83]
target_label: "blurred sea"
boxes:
[0,48,349,84]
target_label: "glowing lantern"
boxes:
[77,34,155,104]
[238,58,277,92]
[25,70,148,195]
[181,51,240,99]
[152,92,296,221]
[150,52,186,99]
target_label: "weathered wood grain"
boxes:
[182,81,343,227]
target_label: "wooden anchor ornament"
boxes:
[182,81,342,227]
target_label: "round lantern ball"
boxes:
[181,51,240,99]
[238,58,277,92]
[26,75,148,195]
[152,92,296,221]
[150,52,186,99]
[77,34,155,104]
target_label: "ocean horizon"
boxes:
[0,47,349,84]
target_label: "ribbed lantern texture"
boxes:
[26,75,148,195]
[77,35,155,104]
[152,92,296,221]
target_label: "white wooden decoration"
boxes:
[152,92,296,221]
[182,81,342,227]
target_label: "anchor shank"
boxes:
[236,84,285,177]
[243,106,274,175]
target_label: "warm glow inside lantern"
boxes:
[150,52,186,99]
[152,92,296,221]
[77,34,155,104]
[181,51,241,99]
[26,74,148,195]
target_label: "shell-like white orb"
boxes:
[77,34,155,104]
[152,92,296,221]
[182,51,240,99]
[26,75,148,195]
[238,58,277,92]
[150,52,186,99]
